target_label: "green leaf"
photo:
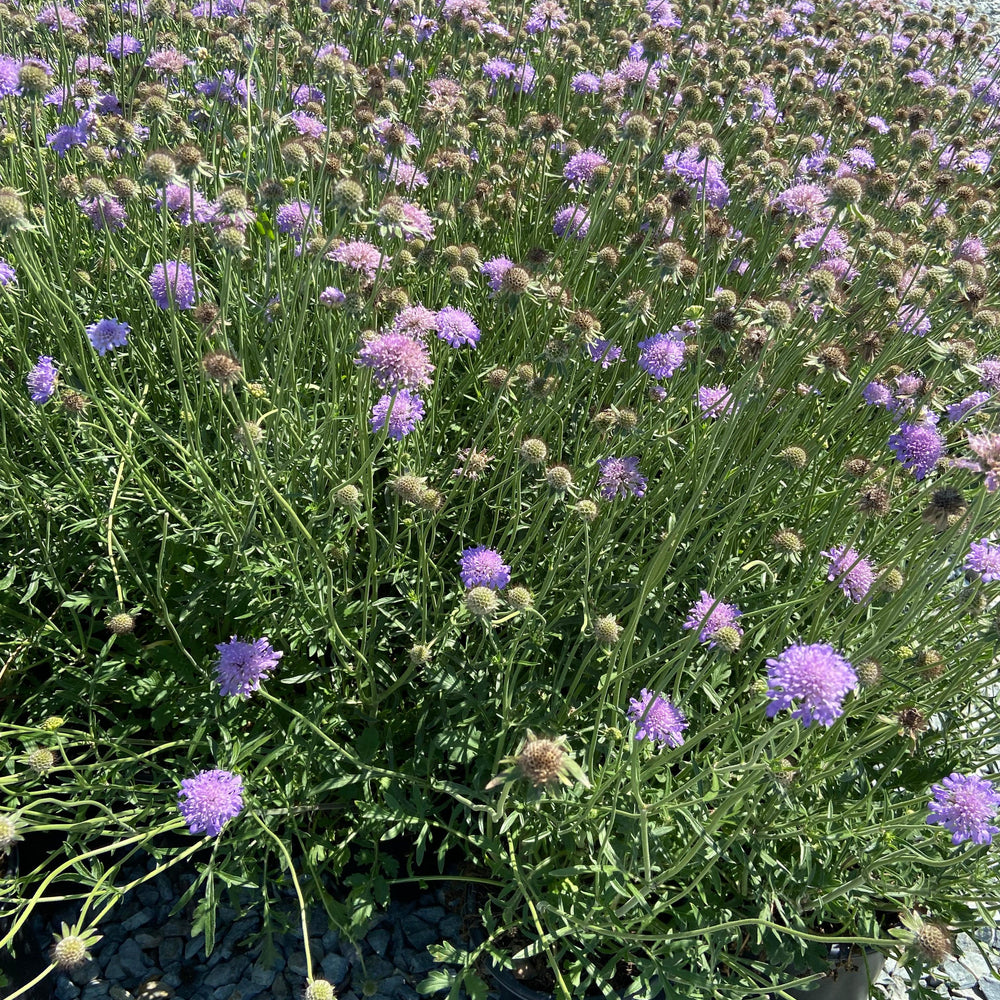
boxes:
[417,969,455,995]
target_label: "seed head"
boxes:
[106,612,136,635]
[333,178,365,212]
[61,391,90,417]
[772,529,804,556]
[711,625,742,653]
[465,586,500,619]
[0,190,27,233]
[897,706,928,741]
[843,456,873,478]
[501,266,530,294]
[593,614,622,648]
[334,485,362,511]
[408,644,432,668]
[143,151,178,185]
[18,64,51,97]
[922,487,967,531]
[915,921,954,964]
[779,446,808,470]
[51,933,91,971]
[517,737,566,787]
[417,487,444,513]
[575,499,599,523]
[856,659,882,688]
[545,465,573,492]
[762,300,792,328]
[519,438,548,466]
[880,568,904,593]
[389,475,428,505]
[201,351,242,391]
[0,814,22,853]
[917,648,945,681]
[829,176,863,204]
[486,367,510,392]
[305,980,338,1000]
[27,748,55,775]
[856,486,890,517]
[507,586,534,611]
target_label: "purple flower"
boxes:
[585,338,622,368]
[86,318,129,356]
[0,258,16,287]
[765,642,858,728]
[946,391,991,422]
[683,590,743,646]
[215,635,283,698]
[927,773,1000,846]
[481,256,514,292]
[772,182,833,224]
[638,331,686,380]
[966,539,1000,583]
[627,690,688,748]
[888,422,944,480]
[662,148,730,209]
[525,0,568,33]
[107,33,142,57]
[149,261,196,310]
[821,545,874,603]
[697,385,735,419]
[319,286,345,307]
[27,356,58,403]
[597,456,647,500]
[391,304,438,338]
[177,769,244,837]
[155,184,214,226]
[979,357,1000,393]
[276,200,317,236]
[553,204,590,239]
[459,547,511,590]
[862,380,894,409]
[570,72,601,94]
[356,331,434,390]
[328,240,388,281]
[895,303,931,337]
[563,149,608,189]
[370,389,425,440]
[79,195,127,232]
[47,120,90,157]
[435,306,480,348]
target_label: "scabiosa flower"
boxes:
[628,690,688,748]
[597,456,647,500]
[563,149,608,189]
[27,356,58,403]
[356,331,434,390]
[888,422,944,480]
[978,357,1000,392]
[435,306,480,348]
[571,71,601,94]
[525,0,567,33]
[107,33,142,57]
[683,590,743,646]
[79,194,127,232]
[149,260,196,310]
[638,331,686,379]
[862,380,894,409]
[215,635,283,698]
[459,546,511,590]
[772,182,833,224]
[967,431,1000,492]
[370,389,425,439]
[697,385,735,419]
[327,239,388,281]
[586,338,622,368]
[946,391,991,422]
[319,286,345,307]
[965,539,1000,583]
[553,204,590,239]
[927,773,1000,846]
[392,304,438,338]
[275,199,317,236]
[481,256,514,292]
[86,318,129,356]
[822,545,875,603]
[895,303,931,337]
[662,147,730,208]
[0,259,16,287]
[766,642,858,728]
[177,769,244,837]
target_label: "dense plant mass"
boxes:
[2,0,1000,996]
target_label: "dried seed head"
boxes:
[388,475,428,505]
[485,367,509,392]
[517,738,566,786]
[917,648,945,681]
[856,486,891,517]
[915,922,953,965]
[501,266,530,294]
[922,487,967,531]
[856,659,882,688]
[829,176,863,204]
[519,438,548,466]
[545,465,573,492]
[61,390,90,416]
[772,528,805,556]
[813,342,851,373]
[201,351,242,391]
[843,456,873,478]
[779,446,808,470]
[897,706,928,739]
[506,586,534,611]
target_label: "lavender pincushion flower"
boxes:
[177,769,244,836]
[697,384,735,419]
[683,590,743,645]
[370,390,424,439]
[638,331,686,379]
[765,642,858,728]
[927,772,1000,846]
[597,456,647,500]
[149,260,196,310]
[965,539,1000,583]
[356,331,434,390]
[215,635,283,698]
[888,422,943,480]
[459,547,511,590]
[821,545,875,603]
[0,258,16,286]
[86,318,129,356]
[553,204,591,239]
[627,690,688,748]
[435,306,480,348]
[27,356,58,404]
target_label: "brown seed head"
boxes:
[517,738,566,786]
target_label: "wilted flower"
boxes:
[927,772,1000,846]
[627,690,688,748]
[487,730,589,790]
[766,642,858,728]
[178,768,245,836]
[215,635,283,698]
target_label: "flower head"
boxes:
[459,546,511,590]
[27,356,58,403]
[683,590,743,646]
[178,768,244,836]
[553,203,591,239]
[765,642,858,728]
[596,456,647,500]
[356,331,434,390]
[638,329,687,379]
[965,539,1000,583]
[435,306,480,348]
[86,317,129,356]
[696,384,735,419]
[927,772,1000,846]
[627,690,688,748]
[888,422,944,480]
[214,635,283,698]
[370,389,425,440]
[149,260,196,310]
[821,545,875,603]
